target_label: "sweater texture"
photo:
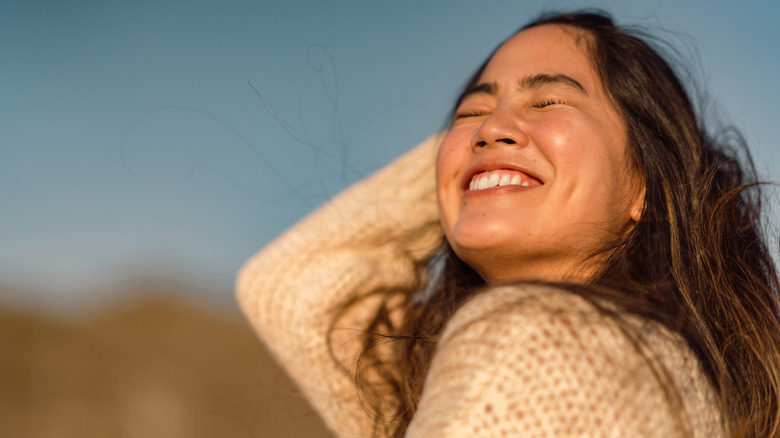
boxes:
[237,135,724,437]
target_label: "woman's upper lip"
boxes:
[463,161,544,190]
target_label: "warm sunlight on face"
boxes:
[436,24,644,284]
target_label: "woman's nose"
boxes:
[470,109,528,151]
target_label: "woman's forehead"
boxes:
[478,25,599,92]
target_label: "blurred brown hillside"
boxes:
[0,293,332,438]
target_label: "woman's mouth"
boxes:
[468,169,543,191]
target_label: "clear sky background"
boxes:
[2,0,779,312]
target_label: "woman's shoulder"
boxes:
[406,284,725,437]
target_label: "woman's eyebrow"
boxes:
[520,73,588,95]
[461,74,588,102]
[461,82,498,100]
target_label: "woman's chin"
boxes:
[449,236,592,285]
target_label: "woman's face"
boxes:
[437,24,644,284]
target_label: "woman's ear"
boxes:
[630,185,646,223]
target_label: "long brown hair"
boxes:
[336,11,780,437]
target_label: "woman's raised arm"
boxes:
[236,135,442,437]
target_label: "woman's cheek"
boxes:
[436,129,472,186]
[436,129,472,238]
[440,126,473,154]
[533,117,577,151]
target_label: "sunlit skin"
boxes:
[436,24,644,285]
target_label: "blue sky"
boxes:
[2,0,779,311]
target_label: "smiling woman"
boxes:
[237,10,780,438]
[438,24,643,284]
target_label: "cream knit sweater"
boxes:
[237,136,725,437]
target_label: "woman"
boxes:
[238,11,780,437]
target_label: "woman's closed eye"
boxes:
[455,98,569,120]
[530,98,568,108]
[454,110,490,120]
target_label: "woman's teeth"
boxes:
[469,171,531,190]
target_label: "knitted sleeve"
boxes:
[236,135,443,438]
[406,286,725,438]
